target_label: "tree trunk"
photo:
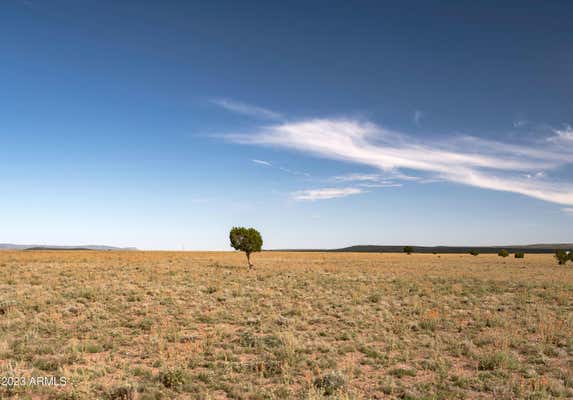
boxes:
[246,252,253,269]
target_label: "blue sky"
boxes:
[1,0,572,250]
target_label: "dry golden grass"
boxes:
[0,251,572,399]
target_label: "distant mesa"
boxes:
[0,244,138,251]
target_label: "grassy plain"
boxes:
[0,251,572,399]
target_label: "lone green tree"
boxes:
[230,227,263,269]
[403,246,413,255]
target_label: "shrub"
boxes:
[230,227,263,269]
[105,387,134,400]
[478,351,518,371]
[469,250,479,256]
[367,293,382,303]
[554,249,572,265]
[159,368,187,389]
[514,252,525,259]
[403,246,413,255]
[313,371,346,395]
[498,249,509,257]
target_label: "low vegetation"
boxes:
[555,249,572,265]
[0,251,572,399]
[498,249,509,258]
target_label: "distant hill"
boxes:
[275,244,573,254]
[507,243,573,250]
[0,244,137,251]
[328,244,573,254]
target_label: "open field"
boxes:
[0,251,572,399]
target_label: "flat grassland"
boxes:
[0,251,572,399]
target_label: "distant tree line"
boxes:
[399,246,572,265]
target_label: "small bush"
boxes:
[469,250,479,256]
[159,368,187,389]
[367,293,382,303]
[514,252,525,259]
[105,387,134,400]
[313,371,346,395]
[137,317,153,331]
[403,246,413,255]
[478,351,518,371]
[554,249,572,265]
[498,249,509,257]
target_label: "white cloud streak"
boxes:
[211,98,283,121]
[227,118,573,206]
[252,159,272,167]
[333,173,387,182]
[291,187,365,201]
[251,159,310,177]
[358,182,403,188]
[332,173,404,188]
[563,208,573,215]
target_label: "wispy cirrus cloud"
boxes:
[227,117,573,206]
[291,187,365,201]
[563,208,573,215]
[250,158,310,177]
[333,173,387,182]
[210,98,283,121]
[252,159,272,167]
[332,173,404,188]
[358,182,403,188]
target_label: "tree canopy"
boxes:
[230,227,263,268]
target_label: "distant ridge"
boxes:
[277,244,573,254]
[0,244,138,251]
